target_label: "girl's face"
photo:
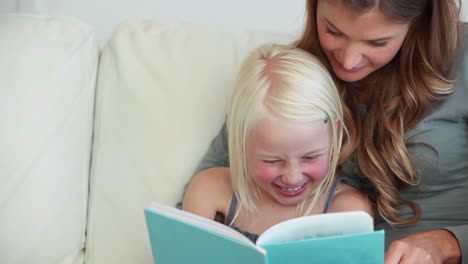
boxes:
[247,115,332,206]
[316,0,411,82]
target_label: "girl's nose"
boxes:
[281,163,303,186]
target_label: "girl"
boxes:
[183,45,373,242]
[184,0,467,262]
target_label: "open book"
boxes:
[144,202,384,264]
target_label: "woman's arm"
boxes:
[193,122,230,176]
[385,228,463,264]
[443,226,467,263]
[332,184,465,263]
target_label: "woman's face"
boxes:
[316,0,411,82]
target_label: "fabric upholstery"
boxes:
[85,19,294,263]
[0,14,98,264]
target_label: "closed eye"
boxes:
[369,40,388,47]
[263,160,280,164]
[326,22,389,48]
[303,155,320,161]
[326,27,343,37]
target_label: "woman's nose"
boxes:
[340,43,362,70]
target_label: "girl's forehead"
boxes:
[250,117,330,146]
[254,112,328,130]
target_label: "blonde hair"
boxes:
[297,0,460,226]
[227,44,344,218]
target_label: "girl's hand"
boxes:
[384,230,461,264]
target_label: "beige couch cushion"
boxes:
[86,19,294,263]
[0,14,98,264]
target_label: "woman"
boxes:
[182,0,467,263]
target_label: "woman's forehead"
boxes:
[317,0,410,39]
[318,0,424,22]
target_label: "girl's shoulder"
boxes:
[190,167,232,192]
[182,167,233,218]
[327,183,374,217]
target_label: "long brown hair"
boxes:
[297,0,461,226]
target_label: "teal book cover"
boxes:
[144,206,265,264]
[262,230,384,264]
[144,203,384,264]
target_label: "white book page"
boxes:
[148,202,255,246]
[256,211,373,246]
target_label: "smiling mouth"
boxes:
[345,65,365,72]
[280,184,305,192]
[275,182,308,197]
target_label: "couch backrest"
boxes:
[85,19,295,263]
[0,14,98,264]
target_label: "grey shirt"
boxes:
[372,24,468,258]
[180,26,468,261]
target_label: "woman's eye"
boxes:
[263,160,279,164]
[303,156,319,161]
[326,27,343,37]
[370,41,388,47]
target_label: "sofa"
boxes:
[0,13,295,264]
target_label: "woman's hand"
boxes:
[384,229,461,264]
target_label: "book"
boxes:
[144,202,384,264]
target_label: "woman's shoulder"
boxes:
[460,22,468,48]
[427,22,468,121]
[453,22,468,73]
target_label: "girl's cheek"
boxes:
[253,164,279,183]
[303,160,329,181]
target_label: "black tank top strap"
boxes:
[227,194,238,225]
[323,177,345,213]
